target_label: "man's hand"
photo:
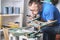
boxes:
[47,20,57,26]
[36,26,41,30]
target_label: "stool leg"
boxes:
[9,33,16,40]
[0,32,1,40]
[12,36,16,40]
[19,36,28,40]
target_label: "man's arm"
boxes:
[46,20,57,26]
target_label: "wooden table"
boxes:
[9,28,43,40]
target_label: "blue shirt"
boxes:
[38,2,60,24]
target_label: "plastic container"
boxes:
[15,7,20,14]
[8,7,14,14]
[1,7,8,14]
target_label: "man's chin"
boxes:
[33,13,38,15]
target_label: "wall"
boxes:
[1,0,24,14]
[44,0,50,2]
[23,0,30,26]
[56,0,60,12]
[0,0,1,13]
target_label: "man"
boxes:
[28,0,60,40]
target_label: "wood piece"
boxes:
[3,28,9,40]
[0,15,2,29]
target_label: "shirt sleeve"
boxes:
[44,8,54,21]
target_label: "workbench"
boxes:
[0,20,57,40]
[9,28,43,40]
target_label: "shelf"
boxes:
[0,0,24,28]
[0,14,20,16]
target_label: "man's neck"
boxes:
[39,4,43,12]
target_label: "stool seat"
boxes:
[56,34,60,40]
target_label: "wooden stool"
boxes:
[56,34,60,40]
[9,33,28,40]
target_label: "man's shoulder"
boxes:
[43,2,56,12]
[43,2,55,9]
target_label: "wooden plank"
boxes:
[3,28,9,40]
[0,15,2,29]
